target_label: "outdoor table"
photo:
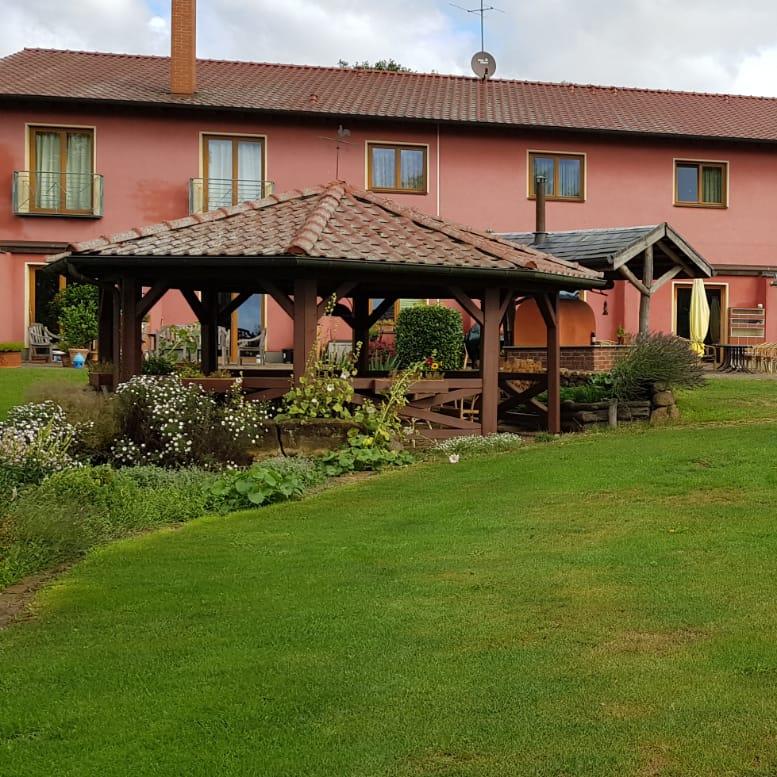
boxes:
[717,344,751,373]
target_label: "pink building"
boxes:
[1,1,776,356]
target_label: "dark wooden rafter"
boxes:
[263,280,295,319]
[317,281,357,317]
[332,303,354,328]
[136,281,170,320]
[218,291,254,325]
[498,288,517,322]
[180,288,206,321]
[450,286,484,325]
[366,296,398,328]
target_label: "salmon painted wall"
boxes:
[1,102,776,345]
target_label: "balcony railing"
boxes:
[189,178,274,214]
[12,171,104,217]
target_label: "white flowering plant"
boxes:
[433,433,523,457]
[112,375,269,468]
[0,401,88,486]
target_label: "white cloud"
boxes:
[2,0,777,96]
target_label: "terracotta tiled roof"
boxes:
[4,48,777,143]
[51,182,602,283]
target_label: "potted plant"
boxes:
[59,302,98,368]
[0,341,24,368]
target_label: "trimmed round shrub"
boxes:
[395,304,464,369]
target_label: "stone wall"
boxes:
[504,345,630,373]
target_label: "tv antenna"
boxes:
[319,125,353,179]
[450,0,503,77]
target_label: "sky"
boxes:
[2,0,777,96]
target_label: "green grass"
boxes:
[0,366,87,420]
[677,376,777,424]
[3,378,777,775]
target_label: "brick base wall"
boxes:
[504,345,629,373]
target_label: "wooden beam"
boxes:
[659,240,700,279]
[263,281,295,319]
[480,287,501,435]
[610,224,665,270]
[118,276,141,383]
[293,279,318,384]
[366,297,398,328]
[617,263,651,296]
[498,289,516,323]
[536,291,560,434]
[650,265,683,294]
[317,281,356,318]
[332,303,354,328]
[136,281,169,320]
[218,291,254,325]
[180,288,206,321]
[111,285,120,383]
[639,245,654,334]
[97,285,114,364]
[450,286,484,325]
[200,289,219,376]
[353,296,370,375]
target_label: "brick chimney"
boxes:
[170,0,197,95]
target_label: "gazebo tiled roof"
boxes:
[50,182,603,284]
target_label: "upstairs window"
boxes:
[674,160,727,207]
[29,127,95,214]
[529,152,585,201]
[367,143,427,194]
[203,134,265,210]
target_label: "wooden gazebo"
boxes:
[48,182,605,436]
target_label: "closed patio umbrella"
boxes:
[689,278,710,356]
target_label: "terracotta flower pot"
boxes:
[68,348,91,368]
[0,351,22,368]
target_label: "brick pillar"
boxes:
[170,0,197,95]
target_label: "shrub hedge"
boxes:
[395,304,464,370]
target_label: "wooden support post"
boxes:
[118,276,141,383]
[111,285,121,384]
[200,289,219,376]
[97,285,114,364]
[480,287,501,436]
[293,278,318,384]
[537,292,561,435]
[639,245,654,335]
[353,295,370,375]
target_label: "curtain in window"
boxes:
[65,133,92,211]
[399,149,424,190]
[558,158,581,198]
[207,139,233,208]
[532,157,555,195]
[35,132,60,210]
[702,167,723,204]
[371,148,395,188]
[237,141,263,202]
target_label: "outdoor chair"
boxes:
[27,323,60,362]
[237,328,267,364]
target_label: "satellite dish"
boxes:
[471,50,496,79]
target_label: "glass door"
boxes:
[203,135,264,210]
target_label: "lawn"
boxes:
[0,366,87,420]
[2,379,777,775]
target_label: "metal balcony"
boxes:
[12,171,104,217]
[189,178,274,214]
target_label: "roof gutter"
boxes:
[47,253,606,289]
